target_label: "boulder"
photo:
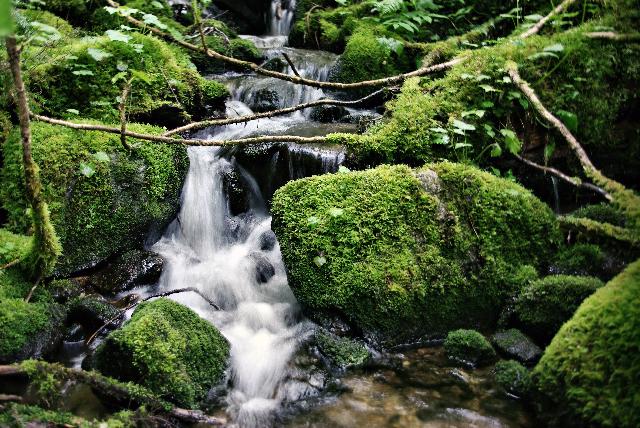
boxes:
[258,230,277,251]
[444,329,496,368]
[491,329,541,365]
[88,250,164,295]
[67,295,123,333]
[93,299,229,408]
[532,259,640,428]
[249,89,281,113]
[271,162,560,344]
[315,329,370,369]
[249,251,276,284]
[309,105,349,123]
[494,360,531,398]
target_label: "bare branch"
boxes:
[164,88,389,136]
[585,31,640,42]
[514,154,611,201]
[105,0,461,90]
[0,259,20,270]
[282,52,300,77]
[520,0,578,39]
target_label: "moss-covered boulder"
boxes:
[93,298,229,408]
[0,122,188,274]
[271,162,559,344]
[315,329,370,369]
[512,275,604,345]
[0,270,65,363]
[27,32,227,126]
[444,329,496,368]
[491,329,542,365]
[495,360,531,398]
[531,259,640,428]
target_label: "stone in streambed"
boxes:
[258,230,277,251]
[88,250,164,295]
[250,251,275,284]
[491,329,541,365]
[444,329,496,368]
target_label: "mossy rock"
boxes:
[444,329,496,368]
[531,259,640,428]
[315,330,370,369]
[495,360,531,398]
[26,32,227,125]
[0,270,65,363]
[271,162,559,344]
[512,275,604,345]
[491,329,542,365]
[94,298,230,408]
[188,35,262,74]
[569,203,627,228]
[0,122,188,274]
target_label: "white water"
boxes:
[269,0,297,36]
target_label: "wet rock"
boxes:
[258,230,277,251]
[491,329,542,365]
[444,329,496,368]
[262,57,286,72]
[68,295,124,333]
[310,104,349,123]
[250,251,276,284]
[315,329,370,370]
[89,250,164,294]
[250,88,280,113]
[494,360,531,397]
[221,162,250,215]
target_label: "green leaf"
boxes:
[66,109,80,115]
[307,216,320,225]
[142,13,168,29]
[92,152,110,163]
[490,143,502,157]
[452,119,475,132]
[479,84,498,93]
[79,163,95,178]
[556,109,578,133]
[151,0,165,8]
[72,70,94,76]
[106,29,131,43]
[544,43,564,53]
[87,48,112,61]
[454,142,472,149]
[0,0,13,36]
[131,70,152,84]
[500,129,522,155]
[461,109,485,118]
[313,256,327,267]
[111,71,127,84]
[544,142,556,163]
[338,165,350,173]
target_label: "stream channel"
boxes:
[50,2,539,426]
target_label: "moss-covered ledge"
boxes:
[0,121,188,274]
[271,162,559,345]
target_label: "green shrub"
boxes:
[444,329,496,367]
[0,122,188,274]
[532,259,640,427]
[513,275,604,345]
[272,162,558,344]
[94,299,229,409]
[495,360,531,397]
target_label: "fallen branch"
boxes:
[282,52,300,77]
[520,0,578,39]
[0,394,22,403]
[164,88,389,136]
[514,154,611,201]
[0,362,226,426]
[86,287,221,345]
[105,0,461,90]
[0,259,20,270]
[585,32,640,42]
[559,216,639,247]
[31,112,331,146]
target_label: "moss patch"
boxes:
[495,360,531,397]
[0,122,188,274]
[532,259,640,427]
[94,298,229,409]
[272,162,559,344]
[444,329,496,368]
[316,330,370,369]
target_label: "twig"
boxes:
[164,88,389,136]
[0,394,23,403]
[0,362,226,426]
[282,52,300,77]
[24,275,41,303]
[86,287,220,345]
[519,0,578,39]
[585,32,640,42]
[0,259,20,270]
[514,154,611,201]
[105,0,461,90]
[119,79,132,150]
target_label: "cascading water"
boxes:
[269,0,297,36]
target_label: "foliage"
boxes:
[0,122,188,274]
[444,329,496,367]
[551,244,609,278]
[94,299,230,408]
[495,360,531,397]
[532,259,640,428]
[272,162,559,344]
[513,275,604,345]
[0,229,30,266]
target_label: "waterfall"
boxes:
[269,0,297,36]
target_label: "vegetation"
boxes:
[532,259,640,428]
[444,329,496,367]
[495,360,531,397]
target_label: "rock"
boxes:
[532,260,640,428]
[309,105,349,123]
[494,360,531,397]
[249,89,280,113]
[93,299,229,408]
[315,329,370,370]
[249,251,276,284]
[491,329,541,365]
[512,275,603,345]
[258,230,277,251]
[262,57,287,72]
[444,329,496,368]
[221,162,251,216]
[89,250,164,295]
[271,163,560,345]
[68,295,123,333]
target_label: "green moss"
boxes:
[0,404,75,427]
[532,259,640,428]
[444,329,496,367]
[0,122,188,274]
[551,244,609,278]
[27,32,227,123]
[495,360,531,397]
[271,162,559,344]
[316,330,370,368]
[0,229,31,266]
[189,35,262,74]
[570,203,627,228]
[513,275,604,345]
[94,299,229,408]
[17,9,76,39]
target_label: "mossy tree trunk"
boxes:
[5,36,61,280]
